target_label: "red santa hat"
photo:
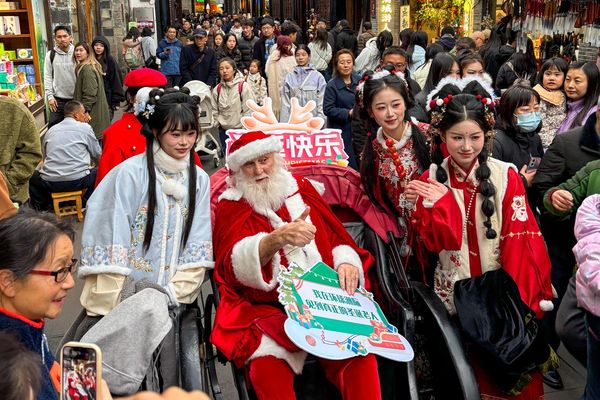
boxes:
[124,67,167,88]
[226,131,283,172]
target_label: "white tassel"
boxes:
[540,299,554,312]
[162,179,186,201]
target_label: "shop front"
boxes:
[0,0,48,129]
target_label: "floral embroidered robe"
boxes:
[411,156,554,400]
[411,156,553,318]
[79,152,214,315]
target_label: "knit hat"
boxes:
[124,68,167,88]
[226,131,282,172]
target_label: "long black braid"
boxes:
[137,87,201,252]
[430,82,497,239]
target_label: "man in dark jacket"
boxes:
[436,26,456,52]
[179,28,217,87]
[357,21,375,54]
[178,20,194,45]
[253,18,276,75]
[335,20,357,57]
[532,108,600,389]
[238,19,259,72]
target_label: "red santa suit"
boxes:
[210,132,381,400]
[412,156,554,400]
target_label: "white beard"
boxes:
[234,160,292,212]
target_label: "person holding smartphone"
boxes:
[492,80,544,210]
[157,25,183,88]
[0,210,77,400]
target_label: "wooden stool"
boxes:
[51,191,84,222]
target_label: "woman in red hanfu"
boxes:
[406,76,555,399]
[358,66,431,259]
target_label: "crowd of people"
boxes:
[0,9,599,400]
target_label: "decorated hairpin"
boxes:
[142,104,155,119]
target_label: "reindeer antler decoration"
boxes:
[241,97,325,132]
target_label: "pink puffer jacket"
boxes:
[573,194,600,316]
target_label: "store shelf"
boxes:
[12,58,33,63]
[0,34,30,38]
[0,9,28,13]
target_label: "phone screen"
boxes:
[61,346,97,400]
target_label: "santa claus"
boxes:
[211,131,381,399]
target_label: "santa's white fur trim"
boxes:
[231,232,281,291]
[306,178,326,196]
[248,334,307,374]
[332,245,365,287]
[161,179,186,201]
[540,299,554,312]
[282,193,322,268]
[78,264,131,278]
[219,186,243,202]
[226,136,283,172]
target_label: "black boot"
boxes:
[543,370,564,390]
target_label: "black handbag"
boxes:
[145,56,158,70]
[453,268,551,393]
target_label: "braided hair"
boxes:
[136,87,201,252]
[359,65,431,215]
[430,79,498,239]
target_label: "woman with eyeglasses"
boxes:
[0,209,76,400]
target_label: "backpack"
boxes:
[216,81,244,111]
[125,47,141,69]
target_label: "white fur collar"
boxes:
[376,125,412,150]
[153,141,189,173]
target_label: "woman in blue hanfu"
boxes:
[79,87,213,316]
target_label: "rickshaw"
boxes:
[202,163,480,400]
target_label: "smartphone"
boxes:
[526,156,541,172]
[60,342,102,400]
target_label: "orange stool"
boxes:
[51,191,84,222]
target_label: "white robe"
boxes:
[79,149,213,315]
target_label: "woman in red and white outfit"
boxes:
[358,66,431,259]
[406,76,555,399]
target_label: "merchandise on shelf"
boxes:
[1,16,21,35]
[0,2,21,11]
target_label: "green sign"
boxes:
[278,262,414,361]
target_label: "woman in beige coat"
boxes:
[212,57,255,149]
[265,36,297,120]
